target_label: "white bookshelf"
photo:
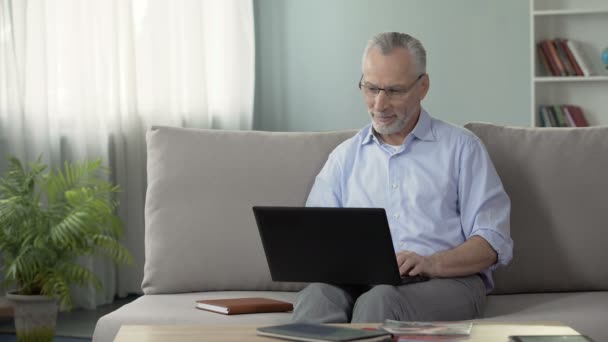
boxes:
[533,9,608,16]
[534,76,608,83]
[530,0,608,126]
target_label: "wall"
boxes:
[253,0,531,132]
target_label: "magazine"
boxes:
[381,320,473,336]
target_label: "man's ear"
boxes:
[419,74,430,100]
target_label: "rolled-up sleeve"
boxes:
[306,151,343,208]
[458,138,513,269]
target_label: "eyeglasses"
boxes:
[358,73,425,99]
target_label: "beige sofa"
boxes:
[93,123,608,342]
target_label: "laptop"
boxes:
[252,206,429,286]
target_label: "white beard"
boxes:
[370,112,408,135]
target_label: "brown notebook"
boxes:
[195,297,293,315]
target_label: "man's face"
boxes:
[361,47,428,137]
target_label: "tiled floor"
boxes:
[0,295,138,338]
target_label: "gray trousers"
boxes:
[292,275,486,323]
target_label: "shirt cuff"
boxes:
[472,228,513,270]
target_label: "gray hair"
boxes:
[362,32,427,76]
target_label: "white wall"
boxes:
[254,0,531,131]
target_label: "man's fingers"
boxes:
[397,251,428,276]
[396,253,405,266]
[409,264,424,276]
[396,251,412,266]
[399,258,415,276]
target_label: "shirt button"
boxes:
[393,213,400,219]
[392,183,399,189]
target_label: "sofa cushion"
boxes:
[465,123,608,294]
[93,291,298,342]
[142,127,357,294]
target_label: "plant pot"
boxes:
[6,292,58,342]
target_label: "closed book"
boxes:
[545,39,566,76]
[567,105,589,127]
[553,105,569,127]
[537,43,555,76]
[540,40,559,76]
[546,106,558,127]
[562,106,577,127]
[257,323,391,342]
[566,40,592,76]
[538,106,547,127]
[195,297,293,315]
[565,105,583,127]
[553,39,575,76]
[560,39,584,76]
[540,106,552,127]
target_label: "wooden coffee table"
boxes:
[113,322,580,342]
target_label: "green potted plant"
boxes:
[0,156,133,342]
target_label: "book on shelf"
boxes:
[552,106,568,127]
[544,39,567,76]
[256,323,391,342]
[559,39,584,76]
[537,105,589,127]
[537,39,593,77]
[566,40,592,76]
[546,106,559,127]
[541,106,563,127]
[565,105,589,127]
[553,40,575,76]
[195,297,293,315]
[538,107,550,127]
[537,43,557,76]
[562,106,576,127]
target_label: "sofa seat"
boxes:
[95,291,608,342]
[482,291,608,341]
[92,291,298,342]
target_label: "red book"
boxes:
[537,43,556,76]
[553,39,575,76]
[566,105,590,127]
[544,40,566,76]
[195,297,293,315]
[560,39,584,76]
[562,106,577,127]
[540,41,558,76]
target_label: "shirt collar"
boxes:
[411,108,435,142]
[360,108,435,145]
[361,126,375,145]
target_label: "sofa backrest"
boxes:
[144,124,608,295]
[465,123,608,294]
[142,126,357,294]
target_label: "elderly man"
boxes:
[292,32,513,323]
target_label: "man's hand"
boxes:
[396,236,498,279]
[396,250,438,277]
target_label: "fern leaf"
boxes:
[39,271,73,310]
[91,234,134,265]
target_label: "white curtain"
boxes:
[0,0,255,309]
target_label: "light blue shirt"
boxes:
[306,109,513,292]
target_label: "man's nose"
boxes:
[374,91,390,112]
